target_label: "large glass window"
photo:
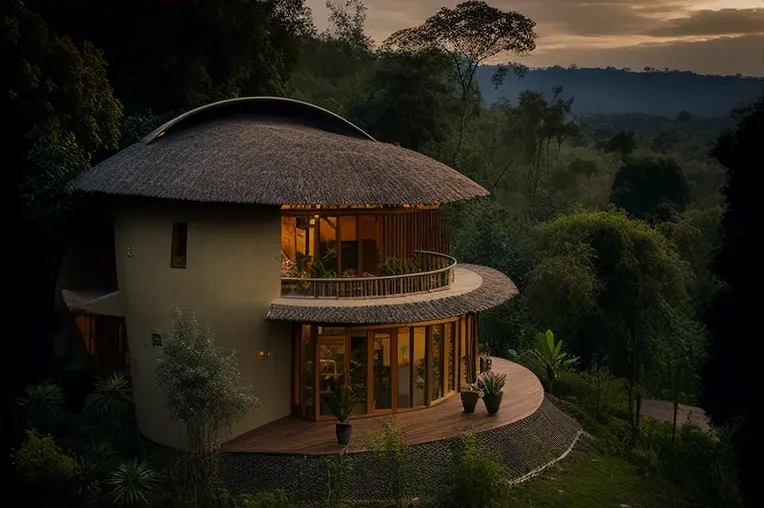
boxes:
[318,333,345,416]
[349,332,368,415]
[397,327,412,409]
[430,324,443,402]
[295,317,475,420]
[318,217,338,275]
[373,332,393,411]
[339,215,358,276]
[413,327,427,407]
[300,325,314,418]
[446,322,456,394]
[359,215,380,274]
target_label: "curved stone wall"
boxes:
[220,397,582,503]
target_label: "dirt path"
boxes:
[641,399,710,433]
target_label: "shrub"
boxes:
[16,382,69,436]
[364,417,420,503]
[13,429,81,485]
[238,489,289,508]
[441,433,511,508]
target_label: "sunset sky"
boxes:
[307,0,764,77]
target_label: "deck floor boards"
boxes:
[222,358,543,454]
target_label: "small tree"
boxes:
[156,307,259,501]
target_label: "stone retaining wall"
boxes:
[220,397,581,503]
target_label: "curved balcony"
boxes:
[280,250,456,299]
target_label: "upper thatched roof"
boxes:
[75,97,489,206]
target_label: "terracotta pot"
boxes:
[336,422,352,445]
[483,392,504,415]
[460,391,480,413]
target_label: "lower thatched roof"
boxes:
[74,97,489,206]
[61,289,123,317]
[266,264,518,324]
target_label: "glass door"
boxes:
[318,335,346,417]
[372,331,393,412]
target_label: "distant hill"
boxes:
[478,66,763,118]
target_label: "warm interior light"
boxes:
[258,350,269,358]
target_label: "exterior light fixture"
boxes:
[258,350,270,358]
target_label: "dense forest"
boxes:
[478,66,763,117]
[5,1,762,507]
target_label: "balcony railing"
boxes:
[280,250,457,299]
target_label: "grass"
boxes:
[507,438,694,508]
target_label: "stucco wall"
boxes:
[113,200,291,448]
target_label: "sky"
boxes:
[307,0,764,77]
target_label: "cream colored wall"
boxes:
[113,200,291,449]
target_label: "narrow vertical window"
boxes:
[171,221,188,268]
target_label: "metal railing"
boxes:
[280,250,457,299]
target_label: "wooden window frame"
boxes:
[170,221,188,269]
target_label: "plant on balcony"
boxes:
[460,354,481,413]
[309,259,336,278]
[324,381,356,445]
[477,371,506,415]
[379,256,404,276]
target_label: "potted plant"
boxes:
[460,354,481,413]
[477,371,507,415]
[325,382,357,445]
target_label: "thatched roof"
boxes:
[75,97,489,206]
[266,264,517,324]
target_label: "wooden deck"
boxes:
[222,358,544,454]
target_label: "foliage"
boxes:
[364,417,419,504]
[611,157,690,220]
[599,130,637,156]
[383,1,537,157]
[3,0,123,229]
[238,489,289,508]
[13,429,81,486]
[476,371,506,396]
[524,210,697,428]
[553,366,627,421]
[442,433,512,508]
[310,258,337,278]
[324,382,356,424]
[16,381,68,435]
[530,329,579,393]
[156,307,258,504]
[104,459,158,507]
[597,417,742,507]
[348,48,459,156]
[702,93,763,508]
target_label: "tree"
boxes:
[600,130,637,157]
[38,0,312,116]
[348,49,459,155]
[524,210,696,429]
[3,0,123,410]
[323,0,373,56]
[383,1,536,161]
[610,157,690,220]
[156,307,258,504]
[702,94,764,508]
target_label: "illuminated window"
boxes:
[171,221,188,268]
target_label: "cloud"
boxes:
[307,1,763,76]
[646,8,764,36]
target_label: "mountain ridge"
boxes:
[478,65,763,117]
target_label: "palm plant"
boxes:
[16,381,68,435]
[325,383,357,423]
[105,459,158,507]
[530,329,579,393]
[477,371,507,396]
